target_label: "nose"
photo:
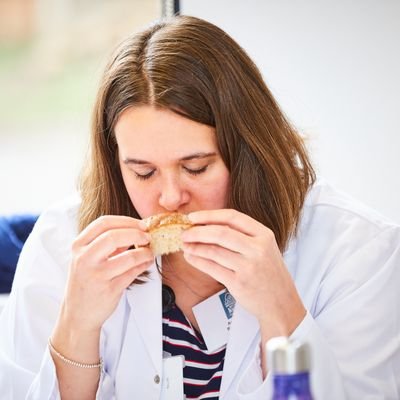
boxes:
[158,174,189,211]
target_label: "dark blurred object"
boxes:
[161,0,180,17]
[0,214,38,293]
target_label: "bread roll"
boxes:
[143,212,193,256]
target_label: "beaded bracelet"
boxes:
[48,338,103,369]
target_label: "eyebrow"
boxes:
[123,152,217,165]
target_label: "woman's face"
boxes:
[114,106,230,218]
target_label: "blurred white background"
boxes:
[0,0,161,215]
[181,0,400,223]
[1,0,399,224]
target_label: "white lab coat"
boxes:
[0,179,399,399]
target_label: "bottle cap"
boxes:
[266,336,311,374]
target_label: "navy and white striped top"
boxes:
[162,304,226,399]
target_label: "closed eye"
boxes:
[133,165,208,180]
[134,170,155,180]
[184,165,208,175]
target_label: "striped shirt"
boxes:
[162,304,226,399]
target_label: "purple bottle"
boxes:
[267,337,314,400]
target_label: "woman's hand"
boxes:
[181,209,306,339]
[61,215,154,333]
[50,215,154,399]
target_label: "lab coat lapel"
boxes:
[125,260,162,372]
[219,303,259,398]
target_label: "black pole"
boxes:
[174,0,180,15]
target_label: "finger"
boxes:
[182,224,252,254]
[105,248,154,279]
[86,228,150,261]
[76,216,143,247]
[182,242,240,272]
[188,209,265,236]
[110,260,154,291]
[183,253,234,287]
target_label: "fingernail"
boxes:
[181,230,187,239]
[181,243,191,252]
[138,220,147,230]
[187,212,196,222]
[136,233,151,246]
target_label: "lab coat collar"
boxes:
[125,258,163,372]
[220,303,259,398]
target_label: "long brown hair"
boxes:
[79,15,315,254]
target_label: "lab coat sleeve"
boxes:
[0,204,116,399]
[235,225,400,399]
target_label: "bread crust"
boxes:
[144,212,192,232]
[142,212,193,256]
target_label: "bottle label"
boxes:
[273,372,313,400]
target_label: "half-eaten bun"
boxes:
[143,212,193,256]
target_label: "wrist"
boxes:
[58,301,103,334]
[51,310,102,365]
[258,305,306,345]
[48,338,103,369]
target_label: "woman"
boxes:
[1,15,399,400]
